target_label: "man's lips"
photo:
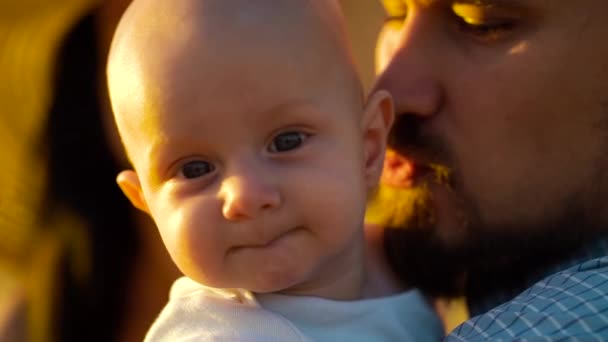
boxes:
[381,150,436,188]
[381,150,415,187]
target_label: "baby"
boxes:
[107,0,442,340]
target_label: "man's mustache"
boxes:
[387,114,447,167]
[388,114,421,152]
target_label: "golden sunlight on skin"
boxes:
[451,2,524,26]
[106,43,162,165]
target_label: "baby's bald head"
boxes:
[107,0,362,166]
[105,1,395,294]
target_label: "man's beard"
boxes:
[382,196,602,298]
[377,115,607,298]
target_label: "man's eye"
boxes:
[381,0,407,29]
[453,3,516,43]
[383,14,407,30]
[268,131,308,153]
[457,18,515,41]
[181,160,215,179]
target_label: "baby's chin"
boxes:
[191,267,309,294]
[249,270,312,295]
[250,263,352,298]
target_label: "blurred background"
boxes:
[0,1,386,341]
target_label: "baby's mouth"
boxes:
[231,226,303,251]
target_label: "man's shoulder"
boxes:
[446,256,608,341]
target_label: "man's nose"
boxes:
[372,10,444,119]
[219,171,281,221]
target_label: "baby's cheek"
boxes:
[311,171,366,236]
[156,201,216,280]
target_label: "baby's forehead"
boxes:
[115,0,344,46]
[111,3,356,102]
[108,0,362,161]
[112,2,347,77]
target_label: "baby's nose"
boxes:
[219,175,281,221]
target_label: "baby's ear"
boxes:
[361,89,394,189]
[116,170,150,213]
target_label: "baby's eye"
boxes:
[181,160,215,179]
[268,131,308,153]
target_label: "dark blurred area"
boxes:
[42,11,135,341]
[0,1,183,341]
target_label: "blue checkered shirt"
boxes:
[446,237,608,341]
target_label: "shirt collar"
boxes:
[466,234,608,316]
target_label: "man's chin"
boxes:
[383,225,469,297]
[381,199,604,299]
[368,182,469,296]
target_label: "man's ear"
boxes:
[361,89,394,189]
[116,170,150,213]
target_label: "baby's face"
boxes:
[129,54,369,293]
[108,0,392,295]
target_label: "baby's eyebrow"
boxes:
[254,99,320,125]
[259,99,318,117]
